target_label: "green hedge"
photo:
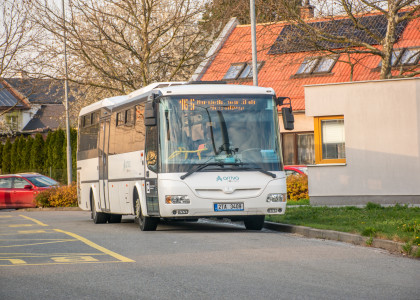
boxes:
[0,129,77,184]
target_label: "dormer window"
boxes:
[223,62,264,80]
[223,64,245,79]
[295,56,338,76]
[378,48,420,67]
[399,48,420,65]
[296,57,318,74]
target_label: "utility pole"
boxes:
[62,0,72,185]
[250,0,258,86]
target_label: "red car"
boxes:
[0,173,58,209]
[284,165,308,177]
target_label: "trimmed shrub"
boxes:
[30,133,45,171]
[35,188,55,207]
[23,136,33,171]
[0,142,3,170]
[35,183,77,207]
[286,174,309,201]
[2,138,12,174]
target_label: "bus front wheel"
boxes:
[91,197,107,224]
[134,192,158,231]
[244,215,265,230]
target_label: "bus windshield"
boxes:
[159,94,283,173]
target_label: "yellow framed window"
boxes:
[314,116,346,164]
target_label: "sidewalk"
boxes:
[264,221,418,257]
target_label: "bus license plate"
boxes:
[214,203,244,212]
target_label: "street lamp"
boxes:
[62,0,72,185]
[250,0,258,86]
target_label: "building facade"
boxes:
[194,11,420,166]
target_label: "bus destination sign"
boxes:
[179,98,256,112]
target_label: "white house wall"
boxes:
[305,78,420,205]
[279,111,314,132]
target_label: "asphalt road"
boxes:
[1,210,419,300]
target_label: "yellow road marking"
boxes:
[0,259,27,265]
[0,261,123,267]
[19,215,49,226]
[0,239,77,248]
[51,256,98,263]
[1,253,107,258]
[0,238,75,241]
[54,229,135,263]
[8,224,33,228]
[18,230,47,234]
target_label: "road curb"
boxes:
[264,221,418,256]
[18,207,82,212]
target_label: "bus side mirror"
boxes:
[276,97,287,106]
[282,107,294,130]
[145,94,157,126]
[277,96,294,131]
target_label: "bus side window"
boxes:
[133,104,146,151]
[146,125,158,172]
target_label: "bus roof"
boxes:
[79,82,275,116]
[157,84,275,97]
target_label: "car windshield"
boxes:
[25,176,58,187]
[158,94,283,173]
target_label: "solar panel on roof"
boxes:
[269,13,409,55]
[0,82,22,107]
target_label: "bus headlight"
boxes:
[165,195,190,204]
[266,193,286,202]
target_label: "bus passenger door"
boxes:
[98,119,111,212]
[145,125,159,216]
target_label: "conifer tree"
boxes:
[23,136,34,171]
[53,129,65,182]
[10,138,18,173]
[0,142,3,172]
[44,131,54,172]
[2,139,12,174]
[31,133,45,172]
[71,128,77,182]
[16,136,26,172]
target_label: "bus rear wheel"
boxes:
[108,214,122,223]
[134,192,158,231]
[244,215,265,230]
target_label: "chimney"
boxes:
[300,0,314,19]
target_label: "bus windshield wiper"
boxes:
[180,162,225,180]
[232,164,276,178]
[180,162,276,180]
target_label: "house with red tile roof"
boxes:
[0,78,68,138]
[193,9,420,166]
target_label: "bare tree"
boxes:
[0,0,44,134]
[0,0,40,78]
[276,0,420,79]
[31,0,211,106]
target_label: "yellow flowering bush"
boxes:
[36,183,77,207]
[286,174,308,201]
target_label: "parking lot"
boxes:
[0,213,134,266]
[1,210,419,300]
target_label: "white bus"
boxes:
[77,82,294,231]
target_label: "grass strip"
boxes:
[266,203,420,246]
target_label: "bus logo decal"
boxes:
[216,176,239,183]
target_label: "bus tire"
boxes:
[91,196,108,224]
[244,215,265,230]
[134,190,158,231]
[108,214,122,223]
